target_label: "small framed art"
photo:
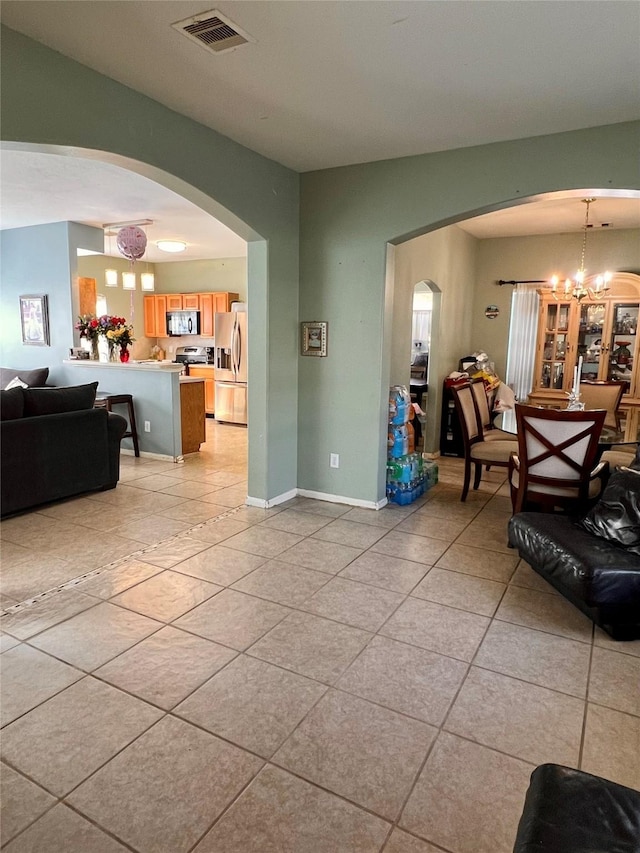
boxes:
[301,321,328,357]
[19,295,50,346]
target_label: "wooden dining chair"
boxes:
[579,380,625,430]
[508,404,607,514]
[450,383,519,501]
[470,378,514,441]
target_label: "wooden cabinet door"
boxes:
[154,295,167,337]
[166,294,183,310]
[183,293,200,310]
[199,293,214,337]
[143,295,157,337]
[212,292,240,313]
[78,277,97,316]
[187,367,215,414]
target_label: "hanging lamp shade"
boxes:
[116,226,147,261]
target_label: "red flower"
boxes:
[90,319,98,328]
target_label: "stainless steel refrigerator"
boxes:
[214,310,247,424]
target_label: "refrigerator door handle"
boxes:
[231,316,240,379]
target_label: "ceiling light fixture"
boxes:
[156,240,187,253]
[550,199,612,302]
[141,272,155,292]
[105,268,119,287]
[122,271,136,290]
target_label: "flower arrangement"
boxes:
[106,322,135,349]
[75,314,100,341]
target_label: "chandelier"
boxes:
[550,198,612,302]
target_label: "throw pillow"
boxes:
[22,382,99,417]
[0,367,49,388]
[0,386,25,421]
[4,377,28,390]
[579,470,640,554]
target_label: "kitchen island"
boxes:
[62,360,200,460]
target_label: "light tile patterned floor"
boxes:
[1,421,639,851]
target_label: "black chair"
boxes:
[94,392,140,456]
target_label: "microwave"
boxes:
[166,310,201,336]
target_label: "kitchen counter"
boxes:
[63,359,182,371]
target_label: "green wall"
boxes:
[1,24,299,505]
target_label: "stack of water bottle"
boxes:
[387,385,438,505]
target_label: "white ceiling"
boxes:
[0,150,247,262]
[1,2,639,254]
[2,1,639,173]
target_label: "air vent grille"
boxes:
[172,10,254,54]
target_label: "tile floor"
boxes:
[1,420,639,852]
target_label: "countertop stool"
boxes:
[94,392,140,457]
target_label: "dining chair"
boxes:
[470,378,514,441]
[579,380,625,430]
[508,404,607,514]
[450,383,519,501]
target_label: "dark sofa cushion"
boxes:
[0,387,25,421]
[0,366,49,388]
[23,382,98,417]
[579,470,640,555]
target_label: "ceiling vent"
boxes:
[172,10,254,54]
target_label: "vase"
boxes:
[119,346,130,363]
[90,338,100,361]
[109,342,118,363]
[97,336,109,363]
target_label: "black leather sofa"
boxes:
[513,764,640,852]
[1,383,127,518]
[508,448,640,640]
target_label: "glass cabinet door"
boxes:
[577,302,606,381]
[607,303,639,394]
[538,301,572,390]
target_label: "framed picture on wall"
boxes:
[301,321,328,357]
[19,294,50,346]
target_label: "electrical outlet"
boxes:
[144,421,151,433]
[330,453,339,468]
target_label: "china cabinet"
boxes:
[529,273,640,440]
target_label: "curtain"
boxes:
[505,285,539,401]
[412,310,432,355]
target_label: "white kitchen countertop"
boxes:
[63,359,183,371]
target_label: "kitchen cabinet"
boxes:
[529,273,640,440]
[166,294,184,311]
[183,293,200,310]
[199,293,214,337]
[144,292,240,339]
[213,291,240,313]
[180,378,206,454]
[143,295,167,337]
[198,291,240,337]
[188,365,215,415]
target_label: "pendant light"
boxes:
[550,199,612,302]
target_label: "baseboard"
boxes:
[296,488,388,510]
[120,449,178,462]
[246,488,298,509]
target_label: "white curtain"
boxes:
[505,285,539,401]
[412,310,432,352]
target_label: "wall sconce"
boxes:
[122,272,136,290]
[105,268,119,288]
[141,272,155,292]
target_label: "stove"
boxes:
[174,345,214,365]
